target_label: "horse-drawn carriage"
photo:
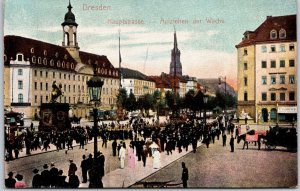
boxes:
[237,126,297,151]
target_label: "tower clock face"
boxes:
[64,25,69,32]
[72,26,76,32]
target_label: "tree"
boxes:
[116,88,127,106]
[124,92,137,111]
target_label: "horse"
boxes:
[237,130,266,150]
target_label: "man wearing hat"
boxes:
[5,171,16,188]
[32,169,42,188]
[49,162,59,187]
[41,164,51,188]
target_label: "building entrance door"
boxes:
[262,108,268,122]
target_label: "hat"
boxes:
[43,164,48,169]
[15,174,23,181]
[69,159,73,163]
[8,171,13,176]
[33,169,39,173]
[51,162,55,166]
[58,170,63,175]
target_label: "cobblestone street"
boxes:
[132,134,297,188]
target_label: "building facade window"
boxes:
[262,76,267,85]
[244,77,248,86]
[18,94,23,103]
[280,93,285,101]
[262,93,267,101]
[18,80,23,89]
[279,29,286,39]
[40,71,43,77]
[271,93,276,101]
[244,62,247,70]
[34,82,37,90]
[289,44,295,51]
[261,61,267,68]
[34,70,37,76]
[32,56,36,63]
[40,82,43,90]
[35,95,37,103]
[243,48,247,55]
[271,76,276,84]
[46,83,48,91]
[289,92,295,101]
[289,59,295,67]
[261,46,267,53]
[53,72,55,78]
[244,92,248,101]
[46,96,48,102]
[59,73,62,79]
[46,71,48,78]
[289,75,295,84]
[280,44,285,52]
[17,54,23,61]
[270,29,277,39]
[40,96,43,103]
[280,60,285,67]
[279,75,285,84]
[271,45,276,52]
[64,74,66,79]
[18,69,23,75]
[270,60,276,68]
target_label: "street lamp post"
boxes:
[87,65,104,159]
[156,97,160,126]
[203,95,208,127]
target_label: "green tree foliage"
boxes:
[117,88,127,106]
[124,92,137,111]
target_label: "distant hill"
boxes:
[197,78,236,97]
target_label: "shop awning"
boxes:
[278,106,297,114]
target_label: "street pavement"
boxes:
[131,131,297,188]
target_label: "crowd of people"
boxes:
[5,114,243,188]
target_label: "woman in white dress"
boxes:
[152,148,161,169]
[119,143,126,169]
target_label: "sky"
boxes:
[3,0,297,90]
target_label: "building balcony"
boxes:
[11,102,31,106]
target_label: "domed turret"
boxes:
[61,0,78,27]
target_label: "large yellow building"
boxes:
[4,2,120,119]
[236,15,297,123]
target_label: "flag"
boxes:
[119,29,122,66]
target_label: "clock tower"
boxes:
[61,0,78,49]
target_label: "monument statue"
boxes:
[50,81,63,103]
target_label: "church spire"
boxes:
[68,0,73,11]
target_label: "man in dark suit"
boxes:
[32,169,42,188]
[49,162,59,187]
[41,164,51,188]
[80,155,88,183]
[230,135,235,152]
[181,162,189,188]
[5,171,16,188]
[112,140,117,156]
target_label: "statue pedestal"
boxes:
[39,103,70,132]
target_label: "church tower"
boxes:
[169,31,182,77]
[61,0,79,49]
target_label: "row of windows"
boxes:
[270,29,286,40]
[243,75,295,86]
[243,91,295,102]
[261,59,295,68]
[261,92,295,101]
[243,43,295,55]
[33,70,119,85]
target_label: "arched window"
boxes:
[43,50,47,56]
[279,29,286,39]
[32,56,36,63]
[38,57,42,64]
[4,55,7,62]
[50,59,54,66]
[57,61,61,67]
[43,58,47,65]
[270,29,277,39]
[18,93,23,103]
[30,48,34,53]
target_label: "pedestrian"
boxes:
[5,171,16,188]
[68,172,80,188]
[32,169,42,188]
[98,151,105,178]
[49,162,59,188]
[41,164,51,188]
[141,145,148,167]
[112,139,117,156]
[204,134,210,148]
[15,174,26,188]
[68,159,77,176]
[128,144,136,169]
[191,136,197,153]
[235,126,239,139]
[57,170,68,188]
[181,162,189,188]
[222,132,227,147]
[80,155,88,183]
[152,148,161,169]
[230,134,234,152]
[119,143,126,169]
[14,148,19,159]
[86,153,93,176]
